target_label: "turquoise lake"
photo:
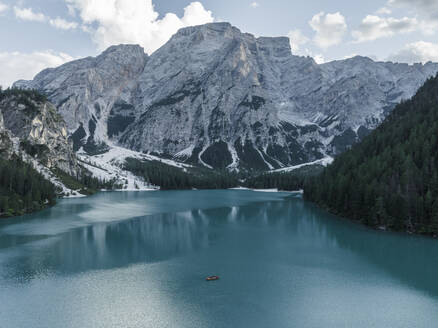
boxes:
[0,190,437,328]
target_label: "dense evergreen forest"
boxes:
[124,157,323,191]
[0,87,47,104]
[305,74,438,235]
[245,165,323,190]
[124,158,239,190]
[53,168,121,196]
[0,157,56,217]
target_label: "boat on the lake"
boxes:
[206,275,220,281]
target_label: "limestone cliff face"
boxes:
[15,45,148,153]
[0,91,77,175]
[14,23,438,170]
[0,110,13,157]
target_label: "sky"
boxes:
[1,0,438,87]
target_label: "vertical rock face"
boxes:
[14,22,438,171]
[0,91,77,175]
[0,110,12,157]
[15,45,149,152]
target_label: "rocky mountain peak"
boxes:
[174,22,236,39]
[101,44,145,56]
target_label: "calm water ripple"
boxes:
[0,190,437,328]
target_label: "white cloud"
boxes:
[376,7,392,15]
[309,12,347,49]
[180,2,214,26]
[387,0,438,33]
[65,0,214,54]
[387,41,438,63]
[250,2,259,8]
[14,6,78,30]
[343,54,358,59]
[14,7,47,22]
[352,15,418,42]
[354,0,438,43]
[0,51,74,88]
[67,4,76,17]
[0,2,8,14]
[313,54,325,64]
[389,0,438,20]
[287,29,309,53]
[49,17,78,30]
[286,28,329,63]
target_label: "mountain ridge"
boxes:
[14,22,438,171]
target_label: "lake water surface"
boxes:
[0,190,437,328]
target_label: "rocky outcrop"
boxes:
[0,90,78,176]
[0,110,13,157]
[15,45,149,153]
[14,22,438,171]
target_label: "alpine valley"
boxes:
[5,0,438,325]
[0,21,436,213]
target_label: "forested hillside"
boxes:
[305,74,438,235]
[124,158,239,190]
[245,165,323,191]
[0,157,56,217]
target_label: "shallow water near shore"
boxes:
[0,190,437,328]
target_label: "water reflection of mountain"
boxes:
[2,195,438,302]
[0,199,297,281]
[1,211,210,280]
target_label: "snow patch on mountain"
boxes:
[227,142,239,171]
[198,146,214,169]
[77,145,192,191]
[174,145,195,160]
[272,157,334,173]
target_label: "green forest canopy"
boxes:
[0,157,56,217]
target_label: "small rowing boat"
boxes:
[206,275,220,281]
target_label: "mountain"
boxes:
[0,88,78,176]
[304,74,438,235]
[14,22,438,171]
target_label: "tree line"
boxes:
[124,158,239,190]
[0,156,56,217]
[53,167,122,196]
[245,165,323,190]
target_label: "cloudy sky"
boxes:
[1,0,438,87]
